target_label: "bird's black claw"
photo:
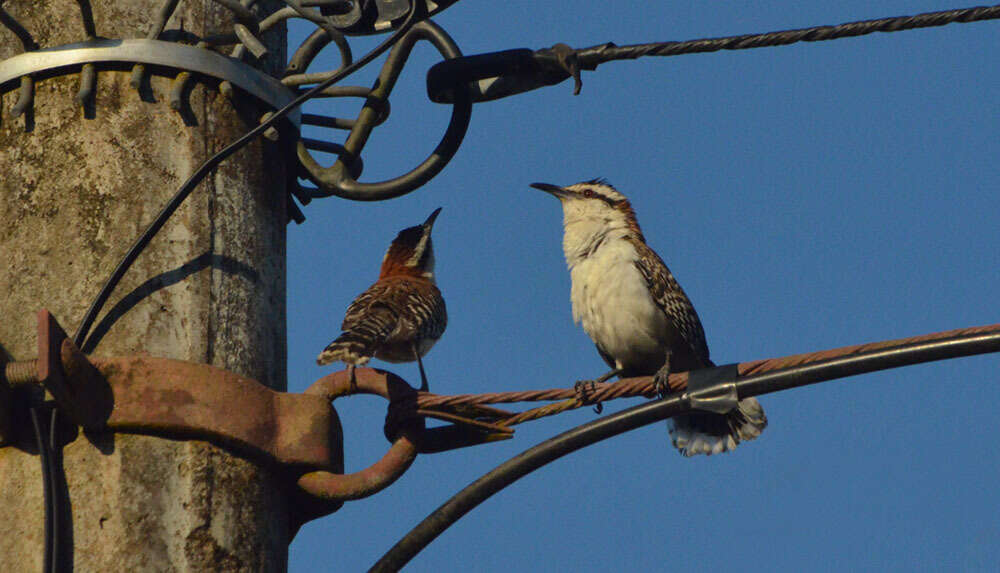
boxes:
[574,380,603,413]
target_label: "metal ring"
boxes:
[296,19,472,201]
[0,38,301,125]
[297,367,423,502]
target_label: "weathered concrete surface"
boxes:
[0,2,291,570]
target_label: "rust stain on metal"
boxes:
[92,354,340,471]
[297,368,421,502]
[3,312,511,524]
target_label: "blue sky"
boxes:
[285,2,999,570]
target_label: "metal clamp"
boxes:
[685,363,740,415]
[0,39,302,126]
[0,310,110,441]
[314,0,461,36]
[426,43,601,103]
[296,19,472,201]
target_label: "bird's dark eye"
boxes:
[582,189,595,198]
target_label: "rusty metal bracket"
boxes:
[94,355,341,470]
[1,310,510,529]
[295,367,513,505]
[0,311,339,470]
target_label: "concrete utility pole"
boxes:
[0,1,290,570]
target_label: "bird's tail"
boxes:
[316,308,395,366]
[668,397,767,456]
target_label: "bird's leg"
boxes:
[652,350,673,397]
[348,364,358,391]
[412,342,429,392]
[592,368,624,385]
[575,368,623,414]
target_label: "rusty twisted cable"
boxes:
[416,324,1000,428]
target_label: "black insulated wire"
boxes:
[73,2,426,350]
[29,407,56,573]
[370,329,1000,571]
[47,408,61,573]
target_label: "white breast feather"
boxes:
[568,238,668,370]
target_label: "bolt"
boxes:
[3,359,39,387]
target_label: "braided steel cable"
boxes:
[577,5,1000,64]
[428,4,1000,101]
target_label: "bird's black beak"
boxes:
[423,207,442,229]
[530,182,567,198]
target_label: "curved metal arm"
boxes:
[284,25,352,85]
[0,39,301,125]
[296,19,472,201]
[297,368,423,502]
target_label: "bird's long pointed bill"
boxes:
[424,207,442,228]
[530,182,567,197]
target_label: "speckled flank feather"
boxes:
[317,277,446,366]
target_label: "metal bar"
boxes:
[92,355,340,469]
[284,25,352,79]
[0,39,301,125]
[8,75,33,119]
[302,112,355,130]
[74,0,98,38]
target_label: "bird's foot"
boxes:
[652,365,671,397]
[574,380,604,414]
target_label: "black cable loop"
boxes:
[371,330,1000,571]
[73,2,427,350]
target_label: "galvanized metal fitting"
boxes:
[0,39,302,127]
